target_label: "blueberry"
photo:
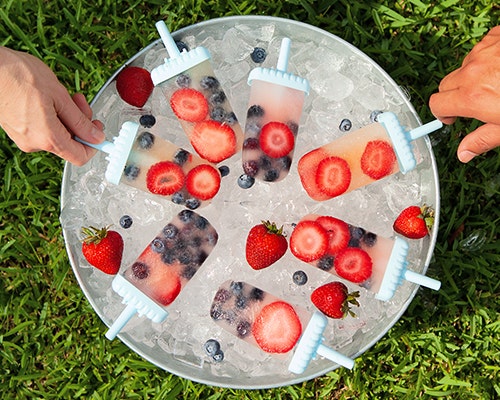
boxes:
[243,137,259,150]
[245,121,262,136]
[119,215,133,229]
[277,156,292,171]
[139,114,156,128]
[287,121,299,135]
[176,73,191,88]
[249,287,264,301]
[263,169,279,182]
[194,215,209,230]
[247,104,265,118]
[204,339,220,356]
[131,262,149,279]
[370,110,383,122]
[339,118,352,132]
[178,209,195,223]
[242,160,259,177]
[292,270,308,285]
[225,111,238,125]
[161,251,176,265]
[250,47,267,63]
[137,131,155,150]
[210,91,226,105]
[236,320,251,338]
[124,164,140,180]
[230,281,244,294]
[162,223,179,239]
[151,237,167,253]
[349,225,366,240]
[259,156,272,170]
[218,165,230,177]
[212,349,224,362]
[210,106,226,121]
[235,295,247,309]
[176,40,189,53]
[362,232,377,247]
[173,148,190,165]
[200,76,220,91]
[213,288,232,303]
[181,264,197,279]
[171,192,185,204]
[317,255,334,271]
[237,174,255,189]
[185,198,201,210]
[210,304,224,320]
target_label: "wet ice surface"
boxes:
[60,19,437,386]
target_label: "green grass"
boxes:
[1,0,499,398]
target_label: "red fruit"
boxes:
[360,139,397,180]
[252,301,302,354]
[150,269,182,306]
[290,220,329,262]
[311,281,360,319]
[315,216,351,255]
[393,205,434,239]
[115,66,154,108]
[334,247,373,283]
[315,156,351,198]
[191,120,237,163]
[146,161,185,196]
[297,148,331,201]
[170,88,209,122]
[185,164,221,200]
[259,121,295,158]
[245,221,288,270]
[81,226,124,275]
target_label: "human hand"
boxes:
[429,26,500,163]
[0,47,105,166]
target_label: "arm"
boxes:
[429,26,500,163]
[0,47,105,166]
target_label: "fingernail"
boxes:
[458,150,477,163]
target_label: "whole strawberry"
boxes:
[245,220,288,270]
[311,281,360,319]
[115,66,154,108]
[81,226,124,275]
[393,204,435,239]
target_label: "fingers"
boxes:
[457,123,500,163]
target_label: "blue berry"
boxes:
[218,165,230,177]
[236,320,251,338]
[212,349,224,362]
[162,223,179,239]
[176,41,189,53]
[292,270,308,285]
[362,232,377,247]
[237,174,255,189]
[210,106,226,122]
[185,198,201,209]
[173,148,190,165]
[176,74,191,88]
[247,104,265,118]
[250,47,267,63]
[263,169,279,182]
[339,118,352,132]
[151,237,166,253]
[200,76,220,91]
[225,112,238,125]
[171,192,185,204]
[139,114,156,128]
[178,209,195,223]
[137,131,154,149]
[119,215,133,229]
[210,91,226,105]
[317,255,334,271]
[124,164,140,180]
[204,339,220,356]
[370,110,383,122]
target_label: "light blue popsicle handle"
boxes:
[404,269,441,291]
[105,304,137,340]
[316,344,355,370]
[408,119,443,141]
[155,20,182,58]
[75,136,115,154]
[276,37,291,72]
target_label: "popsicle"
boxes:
[210,280,355,374]
[150,20,243,163]
[298,112,443,200]
[106,209,218,340]
[289,214,441,301]
[76,121,222,209]
[241,38,310,182]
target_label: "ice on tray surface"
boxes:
[151,20,243,163]
[298,112,442,200]
[241,38,309,182]
[210,280,354,374]
[105,210,218,340]
[289,214,441,301]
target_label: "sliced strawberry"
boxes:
[191,120,237,163]
[297,148,331,201]
[315,156,351,198]
[360,139,397,180]
[334,247,373,283]
[116,66,154,108]
[259,121,295,158]
[146,161,185,196]
[290,220,329,262]
[315,216,351,255]
[151,269,182,306]
[170,88,209,122]
[185,164,221,200]
[252,301,302,354]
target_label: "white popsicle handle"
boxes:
[276,37,291,72]
[404,269,441,291]
[105,303,137,340]
[155,20,182,57]
[407,119,443,141]
[75,136,115,154]
[316,344,355,369]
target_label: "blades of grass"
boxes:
[0,8,42,57]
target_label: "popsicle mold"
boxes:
[288,311,355,374]
[75,121,137,185]
[378,112,443,174]
[105,274,168,340]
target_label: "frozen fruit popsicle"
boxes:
[242,38,310,182]
[77,121,222,210]
[105,210,218,340]
[150,20,243,163]
[298,112,443,200]
[289,214,441,301]
[210,280,354,373]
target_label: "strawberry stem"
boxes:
[81,226,110,245]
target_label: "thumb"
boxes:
[457,123,500,162]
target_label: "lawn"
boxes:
[0,0,499,399]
